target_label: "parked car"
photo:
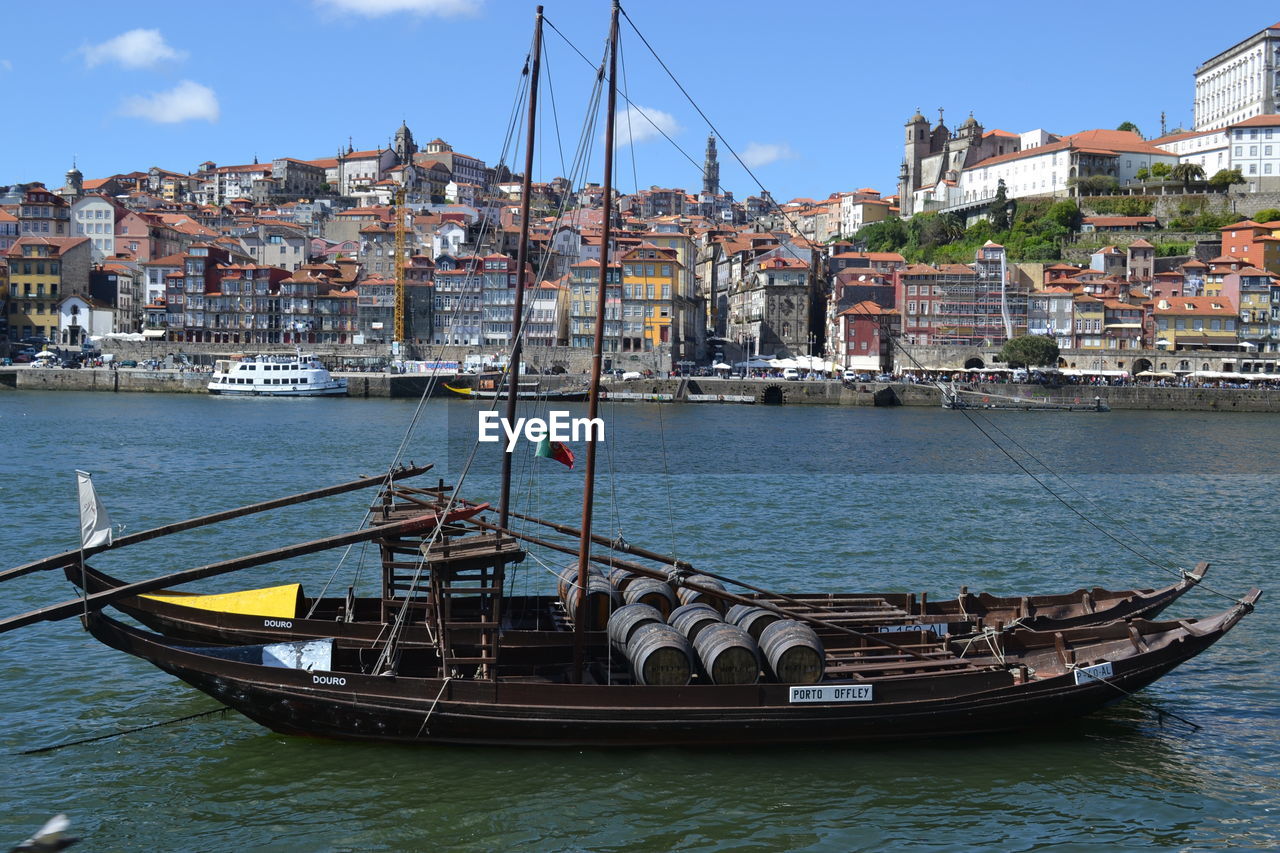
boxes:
[875,373,894,382]
[119,359,138,368]
[782,368,799,381]
[842,369,858,381]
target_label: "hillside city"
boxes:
[3,20,1280,378]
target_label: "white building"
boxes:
[1193,22,1280,131]
[1150,128,1232,176]
[71,195,122,262]
[957,129,1178,204]
[1228,114,1280,191]
[1153,114,1280,190]
[58,293,115,345]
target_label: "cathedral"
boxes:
[896,109,1020,217]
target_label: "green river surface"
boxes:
[0,391,1276,851]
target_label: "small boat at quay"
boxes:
[208,351,347,397]
[445,371,588,401]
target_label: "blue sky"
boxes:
[2,1,1279,202]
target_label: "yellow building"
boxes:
[5,236,91,342]
[1151,296,1238,350]
[1072,294,1106,349]
[620,242,682,353]
[635,226,701,360]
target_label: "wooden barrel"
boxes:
[607,567,637,592]
[561,574,619,631]
[668,602,723,642]
[692,622,760,685]
[676,574,728,613]
[625,623,693,686]
[623,577,678,617]
[726,604,782,641]
[759,620,825,685]
[557,565,602,603]
[607,603,662,654]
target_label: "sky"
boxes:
[2,1,1279,203]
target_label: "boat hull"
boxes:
[85,601,1253,747]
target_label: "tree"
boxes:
[1171,162,1206,189]
[1134,167,1150,181]
[989,179,1010,231]
[1149,162,1172,179]
[1251,208,1280,223]
[1209,169,1246,188]
[1116,121,1142,137]
[1044,200,1081,231]
[855,217,907,253]
[998,335,1060,368]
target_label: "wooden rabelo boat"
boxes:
[80,596,1257,746]
[0,2,1259,748]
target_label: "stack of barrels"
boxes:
[601,572,826,686]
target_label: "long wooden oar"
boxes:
[0,504,486,635]
[0,464,433,584]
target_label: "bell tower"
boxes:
[702,135,720,196]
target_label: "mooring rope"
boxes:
[17,706,231,755]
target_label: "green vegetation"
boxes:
[1153,241,1192,257]
[989,180,1011,231]
[1083,196,1155,216]
[997,335,1060,368]
[1170,163,1206,188]
[1116,121,1141,136]
[1150,162,1172,179]
[1209,169,1245,187]
[853,199,1083,264]
[1252,208,1280,223]
[1068,175,1120,195]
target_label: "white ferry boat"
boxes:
[208,352,347,397]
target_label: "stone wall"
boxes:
[8,368,1280,411]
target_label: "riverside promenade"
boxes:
[5,366,1280,412]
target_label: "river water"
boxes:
[0,391,1276,851]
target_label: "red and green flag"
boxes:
[535,435,574,469]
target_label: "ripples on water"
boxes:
[0,392,1276,850]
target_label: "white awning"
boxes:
[142,329,166,339]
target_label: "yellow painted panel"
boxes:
[142,583,302,618]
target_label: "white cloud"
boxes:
[0,59,11,72]
[120,81,219,124]
[314,0,480,16]
[616,105,681,147]
[82,29,187,69]
[741,142,797,169]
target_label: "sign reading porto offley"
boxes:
[478,411,604,453]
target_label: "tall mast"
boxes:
[499,5,543,529]
[574,0,620,682]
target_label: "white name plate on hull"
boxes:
[789,685,873,703]
[1073,661,1114,685]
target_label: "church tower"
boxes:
[394,120,417,165]
[702,135,720,196]
[901,109,929,217]
[59,159,84,203]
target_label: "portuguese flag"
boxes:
[535,435,575,469]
